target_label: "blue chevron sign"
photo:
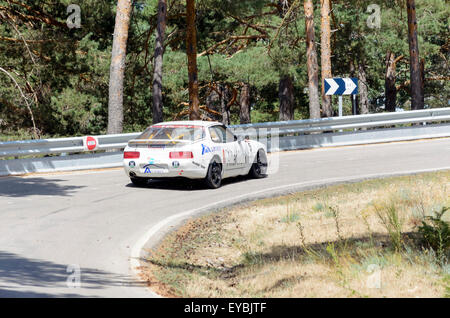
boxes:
[324,78,358,95]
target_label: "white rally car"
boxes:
[123,121,268,188]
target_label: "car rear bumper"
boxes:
[123,159,208,179]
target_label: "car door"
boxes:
[209,125,240,177]
[225,126,251,173]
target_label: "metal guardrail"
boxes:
[1,108,449,176]
[232,107,450,137]
[0,132,140,158]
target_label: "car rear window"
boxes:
[137,125,205,142]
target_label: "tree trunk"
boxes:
[108,0,132,134]
[220,84,230,125]
[186,0,200,120]
[239,83,251,124]
[152,0,167,124]
[349,59,359,115]
[358,63,369,114]
[385,51,397,112]
[320,0,333,117]
[279,76,294,121]
[420,58,425,106]
[304,0,320,119]
[205,84,222,122]
[406,0,424,110]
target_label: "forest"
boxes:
[0,0,448,139]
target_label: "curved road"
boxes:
[0,138,449,297]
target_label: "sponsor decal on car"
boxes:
[201,144,221,155]
[192,161,206,169]
[143,164,169,174]
[142,163,167,169]
[146,157,159,164]
[223,148,235,166]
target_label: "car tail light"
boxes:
[124,151,140,159]
[169,151,193,159]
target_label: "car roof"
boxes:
[152,120,223,128]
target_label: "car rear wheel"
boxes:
[249,149,268,179]
[204,162,222,189]
[130,177,148,187]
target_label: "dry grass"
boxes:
[141,170,450,298]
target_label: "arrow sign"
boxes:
[324,78,358,95]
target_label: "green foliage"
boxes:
[331,0,449,111]
[418,207,450,263]
[281,212,300,224]
[0,0,114,137]
[444,274,450,298]
[0,0,449,138]
[312,202,325,212]
[241,250,264,266]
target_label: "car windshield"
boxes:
[137,125,205,142]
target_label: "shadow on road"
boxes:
[0,288,87,298]
[125,175,253,191]
[0,251,146,298]
[0,177,85,197]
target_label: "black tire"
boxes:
[249,149,268,179]
[130,177,148,187]
[204,161,222,189]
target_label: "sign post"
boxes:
[324,78,358,117]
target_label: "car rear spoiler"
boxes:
[127,139,191,148]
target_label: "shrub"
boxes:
[418,207,449,263]
[373,202,404,252]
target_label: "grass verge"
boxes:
[140,171,450,297]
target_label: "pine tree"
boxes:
[239,83,251,124]
[186,0,200,120]
[320,0,333,117]
[304,0,320,119]
[152,0,167,124]
[279,75,295,121]
[108,0,132,134]
[406,0,424,110]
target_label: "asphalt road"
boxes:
[0,138,449,297]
